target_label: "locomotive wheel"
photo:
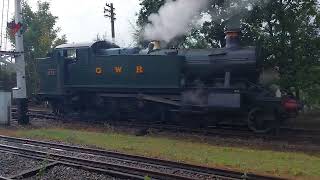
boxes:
[247,108,273,133]
[137,101,168,122]
[108,100,122,121]
[51,102,67,119]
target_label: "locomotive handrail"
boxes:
[208,52,227,56]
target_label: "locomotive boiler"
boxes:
[36,30,298,133]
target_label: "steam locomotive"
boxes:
[36,31,299,133]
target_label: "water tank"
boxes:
[0,82,11,125]
[182,47,258,80]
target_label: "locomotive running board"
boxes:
[138,94,181,107]
[99,93,181,107]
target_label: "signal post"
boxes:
[13,0,28,124]
[104,2,116,43]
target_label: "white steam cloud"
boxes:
[143,0,209,43]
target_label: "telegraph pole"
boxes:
[104,2,116,43]
[13,0,28,124]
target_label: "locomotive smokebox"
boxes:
[225,29,240,49]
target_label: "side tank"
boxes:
[181,47,258,80]
[149,47,258,83]
[148,30,259,83]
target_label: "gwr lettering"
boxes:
[136,65,144,74]
[111,65,144,74]
[114,66,123,73]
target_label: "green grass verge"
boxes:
[12,128,320,179]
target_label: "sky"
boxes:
[28,0,141,47]
[2,0,141,48]
[1,0,319,50]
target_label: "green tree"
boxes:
[136,0,257,48]
[10,1,67,96]
[134,0,166,47]
[137,0,166,27]
[203,0,320,104]
[136,0,320,105]
[245,0,320,102]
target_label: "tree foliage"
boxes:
[136,0,320,105]
[10,1,67,96]
[137,0,166,27]
[243,0,320,103]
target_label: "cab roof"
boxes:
[55,41,119,49]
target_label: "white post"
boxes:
[13,0,28,124]
[0,90,11,126]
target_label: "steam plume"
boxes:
[143,0,209,43]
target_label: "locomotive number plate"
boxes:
[96,67,103,75]
[47,69,56,76]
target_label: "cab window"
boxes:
[64,49,77,61]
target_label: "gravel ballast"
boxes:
[0,152,42,177]
[0,139,216,180]
[22,165,124,180]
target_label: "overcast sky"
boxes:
[1,0,319,50]
[27,0,141,47]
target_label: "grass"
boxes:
[3,128,319,179]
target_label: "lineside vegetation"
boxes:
[0,128,317,179]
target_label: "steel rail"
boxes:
[0,144,180,180]
[10,108,320,148]
[0,144,227,180]
[0,135,283,180]
[0,149,143,180]
[15,108,320,136]
[108,121,320,145]
[11,107,320,138]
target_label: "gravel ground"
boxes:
[22,165,125,180]
[0,139,216,180]
[0,152,42,177]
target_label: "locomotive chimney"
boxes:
[152,40,161,50]
[147,40,161,54]
[225,29,240,49]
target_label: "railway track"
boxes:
[11,107,56,120]
[130,123,320,144]
[0,135,283,180]
[10,107,320,145]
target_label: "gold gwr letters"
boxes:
[114,66,123,73]
[136,65,144,74]
[109,65,144,74]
